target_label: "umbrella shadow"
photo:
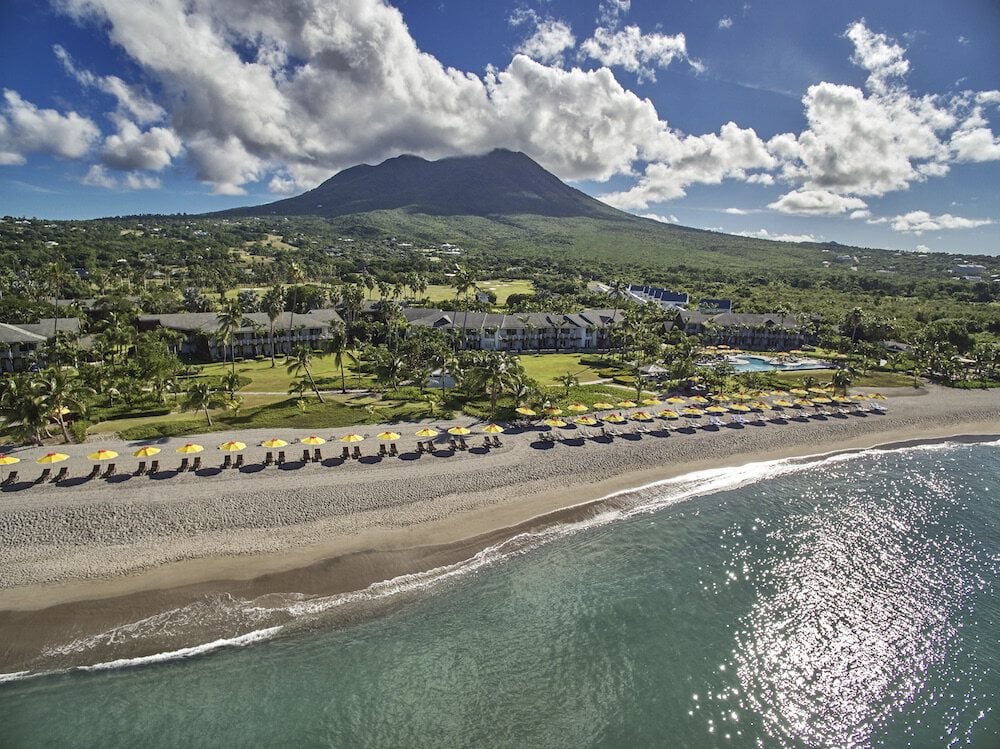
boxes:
[359,455,382,465]
[397,452,421,461]
[194,468,223,477]
[57,476,93,488]
[2,481,34,492]
[239,464,267,474]
[278,462,306,471]
[561,437,586,447]
[530,440,555,450]
[620,432,642,441]
[319,458,346,467]
[106,474,133,484]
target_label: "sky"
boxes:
[1,0,999,255]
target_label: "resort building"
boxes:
[0,318,82,372]
[627,284,689,309]
[671,311,811,351]
[403,308,625,352]
[138,309,344,361]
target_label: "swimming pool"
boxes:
[702,355,833,373]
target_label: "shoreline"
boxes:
[1,385,998,674]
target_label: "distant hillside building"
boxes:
[672,310,810,351]
[627,284,689,309]
[0,318,81,372]
[697,298,734,313]
[138,309,343,361]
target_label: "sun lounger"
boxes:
[54,466,69,482]
[102,463,117,478]
[299,449,309,463]
[313,448,322,462]
[222,454,233,469]
[416,442,426,454]
[492,436,502,447]
[233,455,243,469]
[264,451,274,466]
[389,443,398,457]
[483,437,492,449]
[86,465,101,479]
[148,460,159,474]
[352,446,362,460]
[36,468,51,484]
[2,471,17,486]
[190,457,201,472]
[277,451,286,466]
[459,437,469,451]
[178,457,190,472]
[342,446,351,459]
[134,461,147,476]
[378,444,388,457]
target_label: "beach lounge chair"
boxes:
[448,437,459,451]
[101,463,116,478]
[483,437,492,449]
[190,457,201,472]
[2,471,17,486]
[277,451,286,466]
[84,464,101,479]
[389,443,398,457]
[492,436,502,448]
[178,457,190,472]
[36,468,51,484]
[416,442,426,454]
[459,437,469,451]
[313,448,322,462]
[134,461,147,476]
[222,454,233,470]
[233,455,243,470]
[301,448,311,463]
[264,451,274,466]
[54,466,69,482]
[148,460,159,475]
[342,446,351,459]
[352,446,362,460]
[378,444,388,457]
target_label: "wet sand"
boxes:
[1,385,998,674]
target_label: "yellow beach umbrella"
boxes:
[789,388,809,396]
[133,446,161,458]
[543,418,568,428]
[515,406,537,417]
[261,437,288,448]
[574,416,598,426]
[567,402,589,412]
[773,399,794,408]
[0,454,21,466]
[415,427,439,438]
[732,392,754,401]
[659,410,680,419]
[750,401,772,411]
[616,400,637,408]
[850,394,868,401]
[176,443,204,454]
[706,405,728,414]
[665,397,686,405]
[543,407,564,416]
[832,395,852,404]
[641,397,661,406]
[711,394,731,403]
[483,424,506,434]
[87,448,118,461]
[376,431,401,441]
[604,413,626,423]
[447,426,472,436]
[37,452,69,464]
[301,435,327,446]
[793,398,812,408]
[808,387,831,395]
[689,396,709,404]
[340,433,365,443]
[770,389,790,397]
[592,402,615,410]
[729,403,752,413]
[218,441,246,452]
[810,396,832,404]
[682,407,705,416]
[870,392,887,400]
[632,411,654,420]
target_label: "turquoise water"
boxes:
[730,356,832,373]
[2,442,998,748]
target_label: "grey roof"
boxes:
[139,309,343,334]
[1,318,80,343]
[680,311,800,329]
[0,322,47,344]
[403,308,625,331]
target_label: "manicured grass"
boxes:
[191,354,368,392]
[516,353,608,386]
[373,278,535,305]
[774,369,913,389]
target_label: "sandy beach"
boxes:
[1,384,998,674]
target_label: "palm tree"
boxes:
[465,351,524,418]
[453,266,477,350]
[215,300,245,375]
[556,371,579,398]
[328,322,355,393]
[830,368,853,395]
[262,285,286,367]
[286,344,325,402]
[34,367,94,443]
[181,382,225,427]
[0,373,50,445]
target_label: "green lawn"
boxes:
[374,278,534,305]
[773,369,913,389]
[191,354,369,392]
[516,353,608,386]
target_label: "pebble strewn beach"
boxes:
[0,386,998,600]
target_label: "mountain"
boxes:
[220,149,629,220]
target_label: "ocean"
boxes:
[1,440,998,748]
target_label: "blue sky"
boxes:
[1,0,998,254]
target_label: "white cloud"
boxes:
[82,163,162,190]
[580,25,701,83]
[100,116,182,171]
[845,21,909,94]
[768,189,867,215]
[950,123,1000,162]
[884,210,994,234]
[640,212,678,223]
[512,17,576,67]
[724,207,750,215]
[0,89,100,164]
[736,228,818,243]
[124,172,161,189]
[82,164,118,188]
[53,44,165,125]
[914,244,930,252]
[849,209,871,220]
[597,0,631,28]
[718,17,733,30]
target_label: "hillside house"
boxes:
[0,318,82,372]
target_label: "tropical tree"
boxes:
[0,373,50,445]
[453,265,478,350]
[328,321,355,393]
[261,285,286,367]
[464,350,525,418]
[286,344,325,402]
[555,371,579,398]
[33,366,94,443]
[181,382,225,427]
[215,300,245,375]
[830,367,853,395]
